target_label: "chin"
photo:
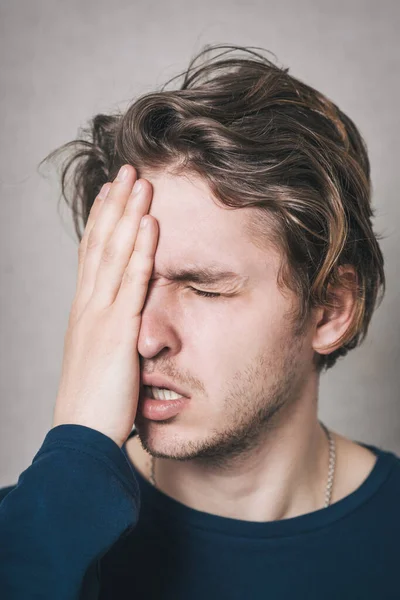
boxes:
[134,414,209,460]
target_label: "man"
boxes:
[1,44,399,599]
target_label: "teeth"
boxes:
[149,386,182,400]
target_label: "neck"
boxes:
[151,389,334,522]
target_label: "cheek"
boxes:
[181,296,285,381]
[179,280,292,340]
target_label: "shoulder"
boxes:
[0,484,17,503]
[341,433,400,503]
[321,431,400,506]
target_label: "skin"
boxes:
[127,168,378,522]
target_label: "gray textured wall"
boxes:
[1,0,399,486]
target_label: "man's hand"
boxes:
[52,164,158,447]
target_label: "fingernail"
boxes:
[131,180,143,196]
[116,165,129,182]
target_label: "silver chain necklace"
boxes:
[149,420,336,509]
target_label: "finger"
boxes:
[90,179,153,308]
[76,182,111,294]
[113,214,159,318]
[77,165,138,308]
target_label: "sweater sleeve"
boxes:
[0,424,140,600]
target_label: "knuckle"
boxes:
[78,244,85,265]
[86,232,101,252]
[121,252,152,287]
[136,252,155,274]
[101,244,117,264]
[120,213,135,226]
[121,268,137,287]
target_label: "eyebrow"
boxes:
[151,265,248,286]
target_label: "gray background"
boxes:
[1,0,399,487]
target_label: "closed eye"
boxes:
[189,287,221,299]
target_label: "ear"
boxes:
[311,265,358,356]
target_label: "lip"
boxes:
[140,374,190,398]
[138,389,190,421]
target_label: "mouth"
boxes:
[143,385,185,401]
[138,386,190,421]
[140,374,190,399]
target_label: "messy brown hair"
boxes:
[41,44,386,372]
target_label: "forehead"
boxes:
[140,170,276,280]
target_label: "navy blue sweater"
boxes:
[0,424,399,599]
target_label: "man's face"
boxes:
[134,170,315,462]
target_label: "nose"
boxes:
[137,281,182,359]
